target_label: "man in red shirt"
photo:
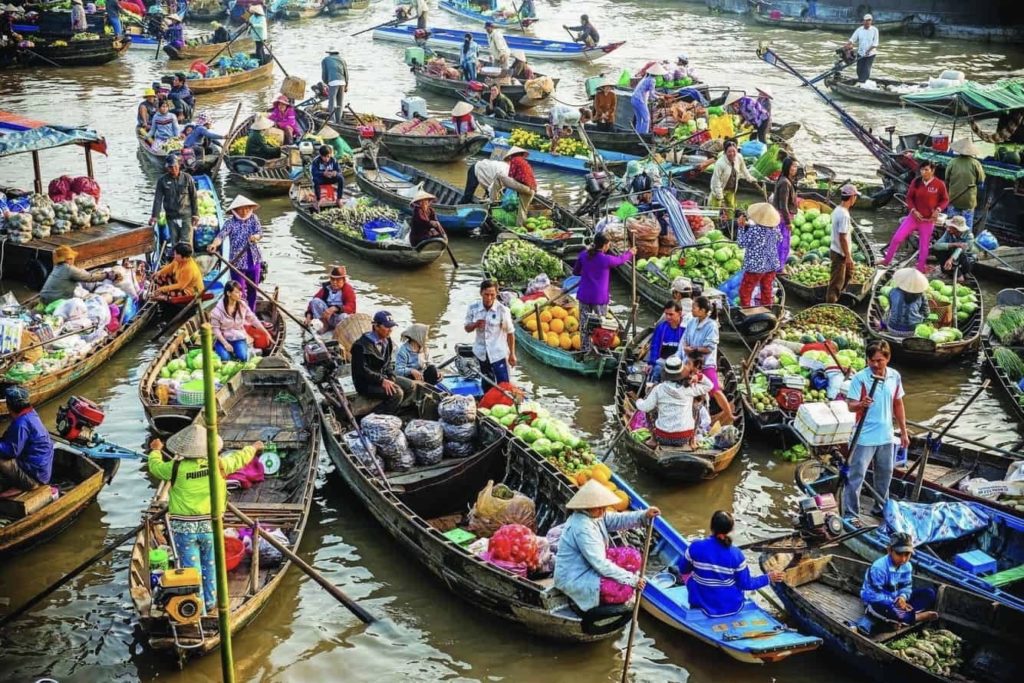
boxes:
[882,161,949,273]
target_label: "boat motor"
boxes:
[302,340,341,385]
[154,567,203,624]
[583,314,619,352]
[55,396,105,445]
[795,494,843,539]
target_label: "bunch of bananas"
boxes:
[508,128,545,150]
[554,138,588,157]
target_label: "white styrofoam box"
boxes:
[794,401,855,446]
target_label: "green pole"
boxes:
[201,323,236,682]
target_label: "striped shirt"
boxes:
[680,536,769,617]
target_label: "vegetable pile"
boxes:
[988,306,1024,345]
[785,260,874,289]
[318,202,400,239]
[488,523,541,569]
[482,239,564,286]
[878,277,979,344]
[506,128,588,157]
[886,628,964,677]
[156,346,263,404]
[781,205,874,288]
[190,53,261,79]
[193,189,220,248]
[774,443,810,462]
[993,347,1024,383]
[635,231,750,296]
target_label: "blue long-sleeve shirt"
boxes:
[311,157,342,186]
[860,554,913,606]
[647,319,685,363]
[886,288,929,331]
[184,125,224,148]
[679,536,768,617]
[0,408,54,484]
[168,83,194,110]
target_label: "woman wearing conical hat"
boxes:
[207,195,265,309]
[408,190,446,248]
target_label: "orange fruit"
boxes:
[612,335,621,348]
[549,318,565,334]
[559,332,572,350]
[593,463,613,480]
[523,317,538,332]
[571,333,581,351]
[541,321,550,334]
[612,490,630,512]
[591,468,611,485]
[551,306,568,320]
[539,310,553,323]
[575,471,591,486]
[565,316,579,332]
[545,332,560,347]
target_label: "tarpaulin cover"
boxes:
[882,498,990,546]
[0,111,106,158]
[912,148,1024,181]
[901,78,1024,117]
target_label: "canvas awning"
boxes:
[901,78,1024,119]
[0,111,107,158]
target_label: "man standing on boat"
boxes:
[0,387,53,494]
[464,280,516,385]
[247,4,267,65]
[827,183,859,304]
[846,14,879,83]
[150,156,199,251]
[321,47,349,125]
[945,139,986,229]
[484,21,511,72]
[565,14,599,47]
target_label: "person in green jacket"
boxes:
[945,138,986,229]
[245,115,280,161]
[316,125,352,163]
[149,424,263,614]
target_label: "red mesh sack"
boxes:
[48,175,73,203]
[70,176,101,200]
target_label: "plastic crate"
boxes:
[443,528,477,546]
[438,376,484,398]
[953,550,997,576]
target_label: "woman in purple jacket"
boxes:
[572,233,634,351]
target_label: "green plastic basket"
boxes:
[443,528,477,546]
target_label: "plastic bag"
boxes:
[444,440,477,459]
[441,419,477,443]
[599,546,642,604]
[361,414,414,471]
[379,431,415,472]
[438,394,476,425]
[404,419,444,450]
[344,430,383,472]
[466,480,536,537]
[70,176,101,200]
[413,445,443,467]
[976,230,999,251]
[488,523,539,566]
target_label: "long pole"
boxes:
[210,253,317,335]
[201,323,235,683]
[905,419,1021,458]
[620,518,654,683]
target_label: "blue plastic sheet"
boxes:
[883,499,990,546]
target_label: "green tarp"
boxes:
[913,149,1024,181]
[902,78,1024,117]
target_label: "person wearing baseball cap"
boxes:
[826,183,860,303]
[351,310,416,414]
[0,386,54,493]
[931,213,975,279]
[861,532,938,625]
[149,149,199,249]
[846,12,879,83]
[304,265,356,333]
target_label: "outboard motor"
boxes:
[55,396,105,445]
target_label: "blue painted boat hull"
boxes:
[614,475,823,663]
[437,0,533,31]
[193,174,228,294]
[373,25,623,62]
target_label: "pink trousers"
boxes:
[883,214,934,273]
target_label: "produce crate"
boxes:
[793,401,855,446]
[953,550,997,576]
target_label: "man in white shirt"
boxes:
[827,183,859,303]
[846,14,879,83]
[464,280,516,384]
[485,21,511,71]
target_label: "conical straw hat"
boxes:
[166,423,224,459]
[891,267,929,294]
[566,479,622,510]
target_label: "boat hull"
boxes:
[373,25,623,63]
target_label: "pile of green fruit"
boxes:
[773,443,810,462]
[482,239,564,286]
[635,230,744,287]
[776,306,866,352]
[319,203,400,238]
[158,349,262,385]
[784,260,873,288]
[478,402,598,478]
[879,279,978,325]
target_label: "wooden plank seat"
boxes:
[0,485,53,519]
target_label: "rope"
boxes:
[969,110,1024,144]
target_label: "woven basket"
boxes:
[333,313,373,361]
[928,299,953,327]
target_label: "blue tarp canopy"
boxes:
[0,112,106,158]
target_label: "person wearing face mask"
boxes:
[881,161,948,273]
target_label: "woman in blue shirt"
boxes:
[630,62,665,135]
[680,511,783,617]
[885,267,929,335]
[681,296,733,424]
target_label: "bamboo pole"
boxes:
[620,518,654,683]
[201,323,235,682]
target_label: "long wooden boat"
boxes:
[762,553,1023,683]
[138,298,287,435]
[973,246,1024,286]
[739,304,868,439]
[186,4,228,22]
[318,388,635,641]
[490,192,590,258]
[136,130,221,175]
[750,11,911,33]
[373,25,624,63]
[0,442,119,555]
[892,434,1023,519]
[318,111,490,164]
[185,59,274,94]
[825,75,925,107]
[796,458,1024,612]
[289,183,448,268]
[271,1,326,20]
[867,268,983,364]
[477,131,637,175]
[165,34,256,60]
[129,360,321,662]
[476,111,652,155]
[614,328,745,481]
[779,196,879,305]
[438,0,536,31]
[222,109,315,184]
[411,65,555,108]
[514,321,621,378]
[0,300,158,418]
[325,0,370,14]
[981,291,1024,427]
[17,35,129,67]
[613,476,822,661]
[355,157,489,234]
[618,242,784,343]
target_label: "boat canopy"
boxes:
[0,111,107,158]
[901,78,1024,119]
[914,148,1024,181]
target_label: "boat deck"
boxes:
[798,578,917,643]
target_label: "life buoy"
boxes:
[920,21,936,39]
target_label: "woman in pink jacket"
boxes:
[268,95,300,145]
[210,281,270,361]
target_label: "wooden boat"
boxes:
[739,304,868,439]
[779,196,879,305]
[796,457,1024,613]
[325,0,370,14]
[0,442,119,555]
[438,0,536,31]
[614,328,745,481]
[825,75,925,107]
[973,246,1024,286]
[269,0,326,20]
[867,268,983,364]
[136,130,221,175]
[187,4,228,22]
[411,65,556,108]
[289,182,448,268]
[318,390,635,641]
[762,553,1023,683]
[490,192,590,258]
[613,476,822,661]
[373,25,624,63]
[17,35,129,67]
[185,59,274,94]
[129,360,321,663]
[514,319,621,378]
[355,157,489,234]
[892,434,1023,519]
[318,111,490,164]
[138,298,287,435]
[618,243,784,343]
[222,110,315,182]
[477,131,636,175]
[750,11,911,34]
[476,111,652,155]
[981,290,1024,428]
[0,299,157,418]
[165,34,256,61]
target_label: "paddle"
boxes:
[908,378,990,502]
[841,373,886,516]
[509,0,527,33]
[21,47,62,68]
[203,24,249,67]
[905,419,1021,459]
[620,517,655,683]
[212,101,243,175]
[227,501,376,624]
[350,11,408,37]
[976,243,1017,272]
[0,324,98,367]
[208,252,319,337]
[0,508,164,629]
[261,41,291,79]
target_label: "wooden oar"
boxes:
[209,252,318,337]
[509,0,528,33]
[620,518,655,683]
[212,101,243,176]
[204,24,249,67]
[21,47,62,68]
[350,13,407,37]
[905,419,1021,459]
[841,373,886,515]
[227,501,376,624]
[977,243,1017,272]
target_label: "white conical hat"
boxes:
[250,114,274,131]
[409,189,436,205]
[748,202,781,227]
[645,62,667,76]
[317,125,340,140]
[166,423,224,459]
[891,267,929,294]
[451,101,475,116]
[228,195,259,212]
[566,479,621,510]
